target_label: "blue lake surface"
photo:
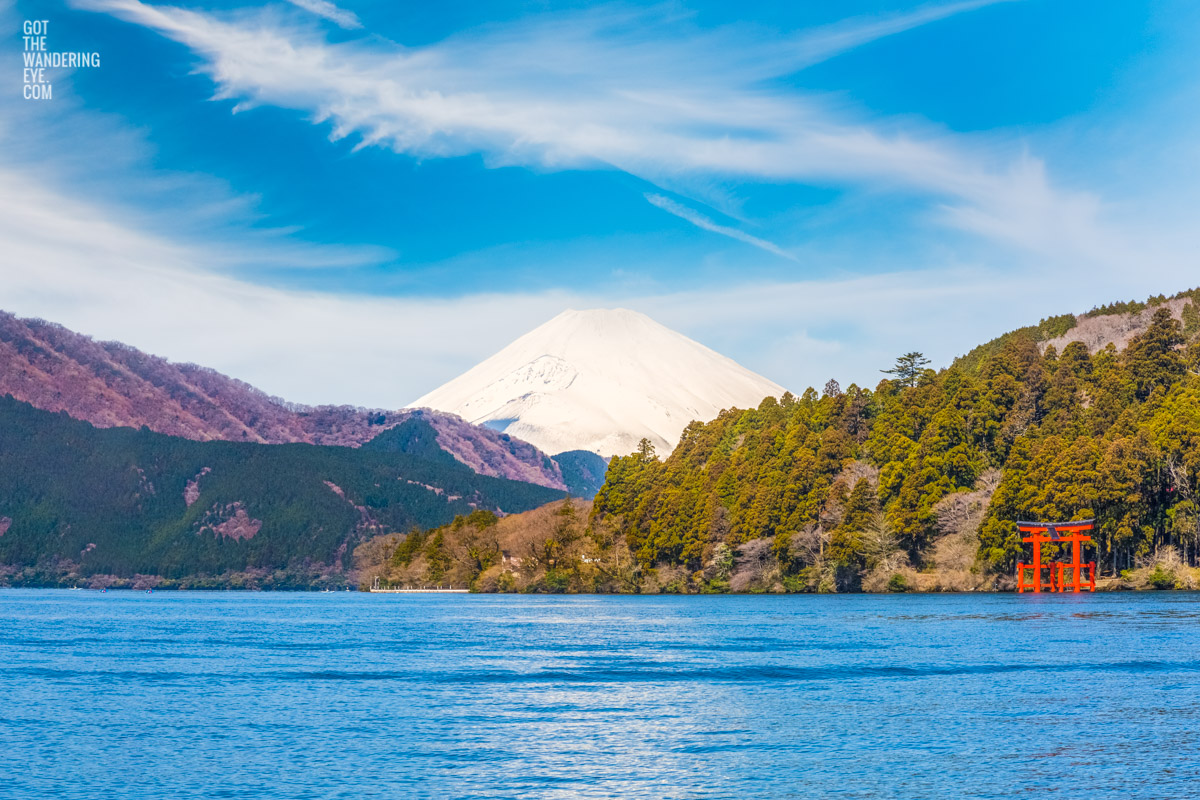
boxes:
[2,590,1199,799]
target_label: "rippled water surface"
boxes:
[2,590,1199,799]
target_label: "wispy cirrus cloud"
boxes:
[67,0,1118,268]
[0,22,390,275]
[646,194,798,262]
[285,0,360,30]
[784,0,1020,71]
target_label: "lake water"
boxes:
[1,590,1198,799]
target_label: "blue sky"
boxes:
[3,0,1199,406]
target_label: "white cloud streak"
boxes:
[67,0,1118,265]
[285,0,360,30]
[646,193,798,262]
[785,0,1019,71]
[0,49,391,274]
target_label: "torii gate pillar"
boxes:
[1016,520,1096,593]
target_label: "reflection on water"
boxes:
[1,591,1198,799]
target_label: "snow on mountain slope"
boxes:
[409,309,786,457]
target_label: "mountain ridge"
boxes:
[0,310,589,493]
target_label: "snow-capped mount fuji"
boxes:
[409,309,786,458]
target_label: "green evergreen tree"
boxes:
[1124,308,1185,400]
[882,352,931,387]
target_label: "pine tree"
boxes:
[1124,308,1185,400]
[882,352,931,387]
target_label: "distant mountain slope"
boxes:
[410,308,786,457]
[0,310,571,492]
[551,450,610,499]
[0,395,563,587]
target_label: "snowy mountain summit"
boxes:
[409,309,785,458]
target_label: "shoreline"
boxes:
[1,581,1193,594]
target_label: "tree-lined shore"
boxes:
[360,290,1200,593]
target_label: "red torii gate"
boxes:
[1016,520,1096,593]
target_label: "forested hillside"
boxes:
[0,310,585,493]
[356,500,602,593]
[587,289,1200,592]
[0,396,563,588]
